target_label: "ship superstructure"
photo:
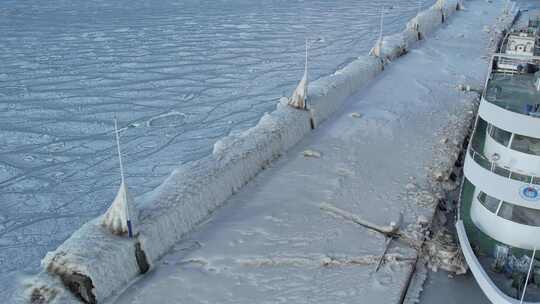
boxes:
[457,15,540,304]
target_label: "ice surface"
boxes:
[0,1,441,297]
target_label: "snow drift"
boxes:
[24,1,512,303]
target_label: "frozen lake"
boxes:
[0,0,435,296]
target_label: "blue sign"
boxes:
[519,185,540,201]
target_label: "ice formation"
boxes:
[308,55,382,126]
[302,149,322,158]
[38,218,141,303]
[101,121,137,238]
[370,6,408,62]
[371,0,462,62]
[320,202,402,236]
[370,32,409,62]
[287,42,309,110]
[23,1,511,303]
[424,226,468,274]
[101,182,136,237]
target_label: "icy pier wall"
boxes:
[24,1,508,303]
[312,0,462,125]
[371,0,460,62]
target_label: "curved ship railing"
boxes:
[468,147,540,185]
[456,220,538,304]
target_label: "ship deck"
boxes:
[485,72,540,116]
[460,177,540,302]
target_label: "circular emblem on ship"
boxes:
[519,185,540,201]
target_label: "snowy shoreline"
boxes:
[20,1,518,303]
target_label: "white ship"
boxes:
[457,15,540,303]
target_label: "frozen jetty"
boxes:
[21,1,519,303]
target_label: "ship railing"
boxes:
[484,95,540,117]
[468,147,540,185]
[497,57,525,70]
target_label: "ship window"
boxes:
[494,166,511,178]
[477,191,500,213]
[498,202,540,226]
[510,134,540,156]
[489,124,512,147]
[510,171,532,183]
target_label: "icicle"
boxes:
[288,40,309,110]
[101,119,137,237]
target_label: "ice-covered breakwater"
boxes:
[23,0,507,303]
[0,0,435,287]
